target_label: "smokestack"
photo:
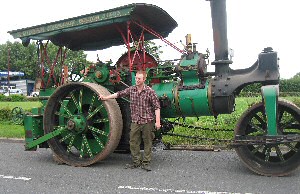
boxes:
[210,0,232,74]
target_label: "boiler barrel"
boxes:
[152,80,212,118]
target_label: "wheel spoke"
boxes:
[249,121,265,134]
[284,142,298,152]
[55,111,72,119]
[274,145,285,161]
[80,136,85,158]
[59,132,75,143]
[53,125,67,130]
[70,91,81,113]
[264,147,271,162]
[92,132,104,149]
[251,145,263,154]
[278,109,284,123]
[86,104,104,120]
[94,118,109,124]
[67,135,76,153]
[88,126,108,137]
[82,134,93,158]
[88,94,96,113]
[253,113,267,127]
[280,120,295,131]
[59,100,73,117]
[78,88,83,113]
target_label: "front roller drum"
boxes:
[44,82,123,166]
[235,100,300,176]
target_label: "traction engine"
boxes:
[8,1,300,176]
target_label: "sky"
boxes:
[1,0,299,79]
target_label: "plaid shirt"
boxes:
[117,85,160,124]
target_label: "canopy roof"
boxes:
[8,3,177,51]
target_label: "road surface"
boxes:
[0,140,299,194]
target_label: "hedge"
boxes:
[0,94,39,102]
[239,78,300,97]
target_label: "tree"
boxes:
[0,41,38,80]
[143,40,163,60]
[130,40,163,60]
[292,72,300,80]
[0,41,88,80]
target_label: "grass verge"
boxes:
[0,121,24,138]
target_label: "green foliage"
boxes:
[239,83,261,96]
[0,94,27,101]
[0,107,12,121]
[10,95,27,102]
[280,78,300,93]
[131,40,163,60]
[240,77,300,97]
[0,41,88,80]
[0,41,38,80]
[143,40,163,60]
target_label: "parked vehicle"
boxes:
[30,91,39,97]
[4,89,23,96]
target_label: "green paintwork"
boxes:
[9,7,133,39]
[57,87,109,156]
[152,82,178,118]
[31,107,43,115]
[69,115,87,133]
[179,80,211,116]
[179,53,201,86]
[8,4,177,51]
[92,66,110,83]
[40,88,56,97]
[261,85,279,136]
[131,72,136,85]
[23,85,110,156]
[153,80,211,118]
[24,115,43,145]
[25,127,64,150]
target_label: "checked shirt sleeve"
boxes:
[117,87,131,98]
[149,88,161,110]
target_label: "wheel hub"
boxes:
[67,115,87,133]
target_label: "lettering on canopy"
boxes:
[12,8,131,39]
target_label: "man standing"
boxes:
[99,70,161,171]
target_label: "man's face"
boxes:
[135,73,145,86]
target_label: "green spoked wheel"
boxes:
[44,82,123,166]
[235,100,300,176]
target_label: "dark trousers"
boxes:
[130,122,155,165]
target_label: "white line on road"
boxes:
[0,174,31,181]
[118,185,248,194]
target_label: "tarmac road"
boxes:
[0,140,299,194]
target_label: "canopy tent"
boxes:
[8,3,178,51]
[0,71,25,77]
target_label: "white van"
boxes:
[4,89,23,96]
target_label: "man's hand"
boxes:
[98,94,107,101]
